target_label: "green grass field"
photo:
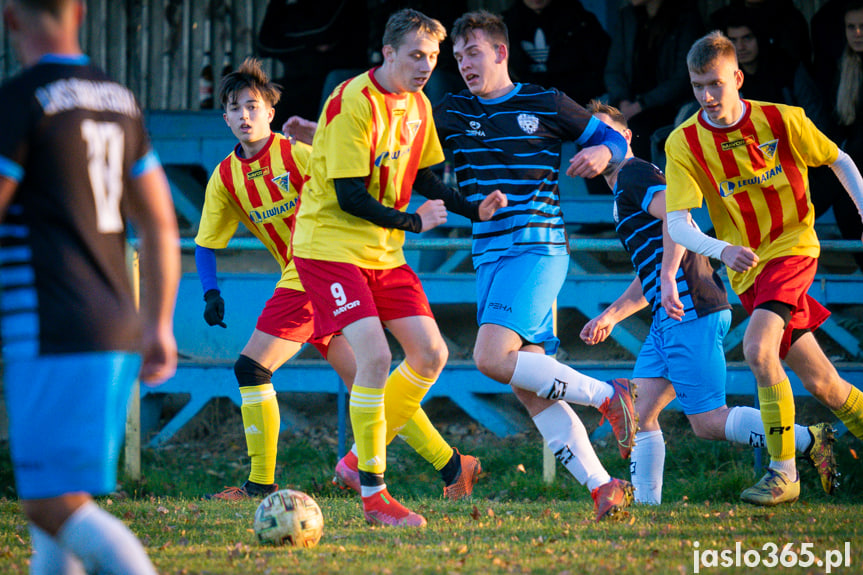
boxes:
[1,398,861,574]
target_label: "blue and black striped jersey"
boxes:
[613,157,731,326]
[435,83,625,267]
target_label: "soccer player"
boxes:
[196,58,481,503]
[582,101,838,504]
[0,1,180,573]
[665,31,863,505]
[292,8,505,528]
[434,10,637,521]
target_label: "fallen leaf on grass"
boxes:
[470,506,481,521]
[516,464,526,473]
[851,448,858,459]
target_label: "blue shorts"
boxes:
[476,253,568,355]
[633,309,731,415]
[5,352,141,499]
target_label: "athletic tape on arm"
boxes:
[666,209,731,261]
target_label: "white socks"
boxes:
[532,401,610,492]
[723,406,812,453]
[510,351,612,408]
[55,501,157,575]
[29,524,86,575]
[630,430,665,504]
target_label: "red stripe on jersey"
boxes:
[762,184,785,242]
[219,157,242,208]
[259,148,283,203]
[761,104,809,221]
[263,221,289,263]
[712,130,740,178]
[325,79,349,125]
[279,138,306,193]
[379,165,390,202]
[738,120,766,171]
[733,191,762,249]
[683,124,719,193]
[243,164,264,208]
[396,97,428,210]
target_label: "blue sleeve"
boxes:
[576,116,627,164]
[131,149,162,178]
[195,244,219,293]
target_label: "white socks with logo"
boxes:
[510,351,613,408]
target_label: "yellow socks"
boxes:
[240,384,280,485]
[759,378,796,466]
[350,384,386,475]
[384,361,436,444]
[399,409,452,471]
[834,385,863,439]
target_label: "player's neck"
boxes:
[603,153,633,190]
[238,132,272,160]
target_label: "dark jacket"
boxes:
[604,1,703,112]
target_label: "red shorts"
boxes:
[738,255,830,359]
[293,257,433,338]
[256,287,332,357]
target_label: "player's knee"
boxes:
[472,346,498,379]
[234,354,273,389]
[742,339,774,373]
[407,340,447,377]
[688,414,724,440]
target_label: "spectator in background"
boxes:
[605,0,704,162]
[812,0,848,101]
[257,0,368,128]
[820,0,863,272]
[721,10,826,127]
[504,0,609,106]
[710,0,811,69]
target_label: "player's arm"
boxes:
[829,149,863,240]
[0,175,17,221]
[666,209,758,273]
[564,108,628,179]
[283,116,318,146]
[124,161,181,386]
[647,190,685,321]
[580,277,648,346]
[413,168,506,222]
[195,245,226,328]
[335,176,449,232]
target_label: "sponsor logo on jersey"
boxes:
[271,172,291,192]
[720,136,755,151]
[246,166,271,180]
[517,113,540,135]
[374,147,412,166]
[758,139,779,160]
[248,197,298,223]
[466,120,486,137]
[717,164,784,197]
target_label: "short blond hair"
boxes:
[587,99,627,128]
[382,8,446,51]
[686,31,738,74]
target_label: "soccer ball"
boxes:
[253,489,324,547]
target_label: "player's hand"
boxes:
[203,289,227,328]
[661,280,685,321]
[478,190,507,221]
[720,245,759,273]
[580,314,616,345]
[416,199,447,232]
[139,325,178,386]
[566,145,613,179]
[282,116,318,145]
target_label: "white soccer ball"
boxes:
[253,489,324,547]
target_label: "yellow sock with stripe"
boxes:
[834,385,863,439]
[384,361,436,445]
[399,409,453,471]
[240,384,280,485]
[758,378,796,475]
[350,384,387,475]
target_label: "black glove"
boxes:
[203,289,227,328]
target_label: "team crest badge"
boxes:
[758,139,778,160]
[517,113,540,134]
[271,172,291,192]
[407,119,421,139]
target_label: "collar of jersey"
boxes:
[39,53,90,66]
[477,82,522,105]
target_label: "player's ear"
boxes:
[382,44,395,64]
[495,42,508,65]
[734,68,744,90]
[267,105,275,124]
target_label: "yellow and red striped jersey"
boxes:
[665,100,839,293]
[292,68,445,269]
[195,132,310,290]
